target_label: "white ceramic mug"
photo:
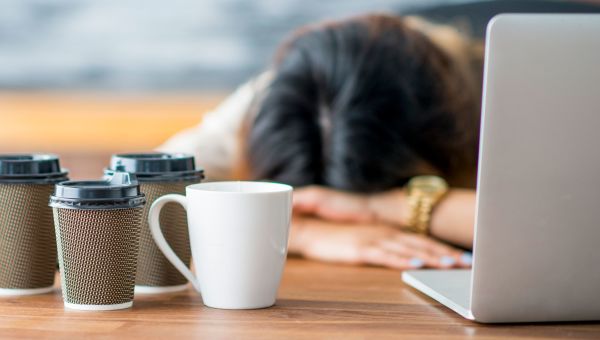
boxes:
[148,181,293,309]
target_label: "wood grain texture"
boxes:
[0,259,599,339]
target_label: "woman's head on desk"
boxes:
[245,14,480,193]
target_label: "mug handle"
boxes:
[148,194,201,293]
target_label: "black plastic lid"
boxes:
[106,152,204,182]
[49,171,145,210]
[0,154,69,184]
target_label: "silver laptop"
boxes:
[402,14,600,323]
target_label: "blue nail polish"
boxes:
[440,256,456,266]
[460,252,473,265]
[409,257,425,268]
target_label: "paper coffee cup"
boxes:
[0,154,68,296]
[50,171,145,310]
[106,153,203,294]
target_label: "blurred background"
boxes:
[1,0,599,178]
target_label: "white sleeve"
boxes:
[156,71,273,180]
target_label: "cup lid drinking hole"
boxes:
[49,170,145,210]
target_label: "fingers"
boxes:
[358,246,429,270]
[395,233,471,268]
[378,239,466,269]
[377,240,440,268]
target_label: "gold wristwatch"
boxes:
[404,175,448,235]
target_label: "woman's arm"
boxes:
[370,188,475,249]
[293,186,476,249]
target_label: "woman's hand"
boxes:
[290,216,472,270]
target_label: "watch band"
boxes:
[404,176,448,235]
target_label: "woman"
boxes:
[158,14,483,270]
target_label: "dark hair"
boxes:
[247,14,480,192]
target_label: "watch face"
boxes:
[409,176,448,194]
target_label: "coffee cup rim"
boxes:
[185,181,292,194]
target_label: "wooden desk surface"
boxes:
[0,259,598,339]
